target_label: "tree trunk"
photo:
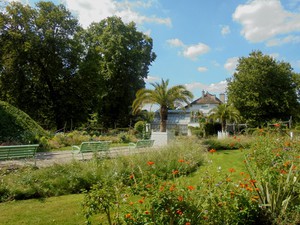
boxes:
[160,106,168,132]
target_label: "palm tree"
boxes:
[209,103,240,132]
[132,79,193,132]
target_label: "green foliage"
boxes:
[0,100,47,144]
[82,16,156,128]
[209,103,240,132]
[244,134,300,224]
[0,138,206,203]
[0,2,90,129]
[203,135,255,150]
[132,79,194,132]
[227,51,299,127]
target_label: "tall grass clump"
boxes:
[0,138,206,204]
[244,133,300,224]
[202,134,255,150]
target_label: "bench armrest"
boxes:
[128,142,136,148]
[72,145,80,154]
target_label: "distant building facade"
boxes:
[151,91,225,134]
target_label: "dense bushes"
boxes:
[0,101,48,144]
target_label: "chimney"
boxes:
[202,90,205,97]
[219,93,225,103]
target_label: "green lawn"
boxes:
[0,149,247,225]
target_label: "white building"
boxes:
[151,91,225,135]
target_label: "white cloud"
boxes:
[166,38,185,47]
[145,75,160,83]
[167,38,210,60]
[185,80,227,95]
[224,57,239,73]
[62,0,171,28]
[197,67,208,72]
[267,35,300,46]
[221,25,231,36]
[268,53,280,59]
[183,43,210,60]
[233,0,300,44]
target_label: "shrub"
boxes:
[0,100,48,144]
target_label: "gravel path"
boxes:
[0,146,160,168]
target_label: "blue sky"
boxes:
[4,0,300,99]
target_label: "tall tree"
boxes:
[132,79,194,132]
[227,51,299,126]
[209,103,240,132]
[0,1,91,129]
[82,17,156,128]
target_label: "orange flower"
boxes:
[145,211,150,215]
[145,184,152,189]
[233,136,237,139]
[147,161,155,166]
[229,168,236,173]
[249,179,257,184]
[280,169,287,174]
[129,174,134,179]
[125,213,131,218]
[178,159,185,163]
[178,196,184,202]
[209,149,216,153]
[129,201,134,206]
[229,143,235,148]
[172,170,179,175]
[240,172,245,176]
[170,184,176,192]
[283,161,290,167]
[187,185,195,191]
[138,198,144,204]
[274,123,280,127]
[186,223,191,225]
[226,177,232,182]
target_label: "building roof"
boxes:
[190,91,223,105]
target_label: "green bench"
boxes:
[128,140,154,149]
[72,141,111,160]
[0,144,39,166]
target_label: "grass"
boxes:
[0,149,247,225]
[0,194,84,225]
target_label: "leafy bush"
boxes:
[0,100,48,144]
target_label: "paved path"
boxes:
[0,146,160,168]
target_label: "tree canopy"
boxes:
[82,17,156,128]
[0,2,156,130]
[227,51,299,126]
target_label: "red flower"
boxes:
[187,185,195,191]
[145,211,150,215]
[176,209,183,215]
[147,161,155,166]
[186,223,191,225]
[129,174,134,179]
[274,123,280,127]
[138,198,144,204]
[178,159,185,163]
